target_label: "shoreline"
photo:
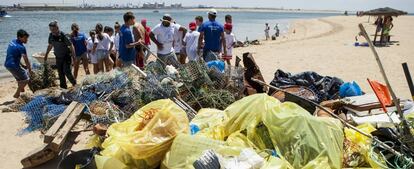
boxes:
[4,7,344,13]
[1,15,414,168]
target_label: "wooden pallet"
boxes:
[21,101,85,168]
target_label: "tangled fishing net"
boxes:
[18,95,67,135]
[28,63,57,92]
[16,58,245,134]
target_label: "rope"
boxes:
[369,141,414,169]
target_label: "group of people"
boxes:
[4,9,237,98]
[264,23,280,40]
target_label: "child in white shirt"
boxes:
[183,22,200,61]
[87,30,99,74]
[223,23,236,65]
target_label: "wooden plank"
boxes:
[43,102,79,143]
[21,102,85,168]
[21,144,57,168]
[49,103,85,152]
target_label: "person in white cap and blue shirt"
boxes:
[150,14,180,67]
[197,9,227,62]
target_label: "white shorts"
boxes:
[96,49,109,61]
[89,52,98,64]
[186,49,198,61]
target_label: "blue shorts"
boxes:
[7,66,29,82]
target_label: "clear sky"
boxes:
[2,0,414,13]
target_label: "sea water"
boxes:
[0,9,338,78]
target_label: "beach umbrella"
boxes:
[361,7,407,16]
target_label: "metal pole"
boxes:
[251,78,408,158]
[402,63,414,100]
[359,23,414,148]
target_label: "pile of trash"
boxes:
[268,69,345,103]
[90,94,344,168]
[5,52,414,168]
[87,93,414,169]
[234,39,261,48]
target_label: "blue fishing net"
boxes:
[73,91,97,104]
[18,96,68,135]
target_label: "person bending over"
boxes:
[4,29,32,98]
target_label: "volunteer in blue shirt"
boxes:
[197,9,227,62]
[4,29,32,98]
[70,23,90,79]
[119,11,141,67]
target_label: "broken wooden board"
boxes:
[44,102,79,144]
[21,144,57,168]
[49,103,85,152]
[242,52,268,94]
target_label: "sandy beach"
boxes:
[0,15,413,168]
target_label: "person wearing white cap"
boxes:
[149,14,180,67]
[197,9,226,62]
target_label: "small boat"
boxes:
[0,9,7,17]
[153,10,159,13]
[32,52,57,66]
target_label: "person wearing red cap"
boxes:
[223,23,236,65]
[183,22,200,61]
[141,19,151,64]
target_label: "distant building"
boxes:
[142,2,165,9]
[19,3,77,9]
[170,3,182,9]
[198,5,213,9]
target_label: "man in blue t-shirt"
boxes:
[197,9,227,62]
[119,11,141,67]
[70,23,90,79]
[4,29,32,98]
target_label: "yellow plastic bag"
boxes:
[408,112,414,134]
[191,108,227,140]
[302,155,331,169]
[344,123,386,168]
[161,134,226,169]
[191,108,227,130]
[260,156,294,169]
[96,99,189,169]
[221,94,344,169]
[85,134,103,149]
